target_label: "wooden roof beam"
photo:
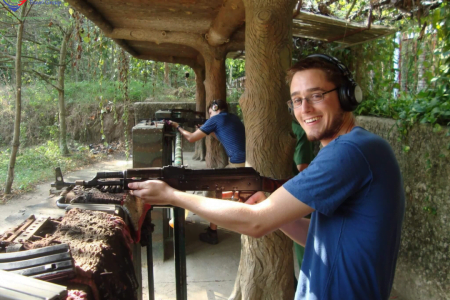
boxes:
[113,39,138,57]
[205,0,245,47]
[107,28,204,52]
[136,54,204,69]
[67,0,139,56]
[107,28,244,58]
[67,0,113,34]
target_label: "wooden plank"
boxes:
[292,10,396,45]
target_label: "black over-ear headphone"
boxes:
[306,54,363,111]
[211,100,219,111]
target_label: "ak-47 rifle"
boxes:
[154,109,208,128]
[52,166,287,200]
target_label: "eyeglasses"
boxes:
[287,87,339,109]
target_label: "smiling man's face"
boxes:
[290,68,345,146]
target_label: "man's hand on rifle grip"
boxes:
[244,191,267,205]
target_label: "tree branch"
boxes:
[30,69,62,91]
[22,37,59,52]
[30,69,57,80]
[325,0,340,5]
[1,37,16,47]
[23,1,35,19]
[0,54,64,66]
[0,20,19,26]
[345,0,358,19]
[0,53,15,60]
[0,2,22,23]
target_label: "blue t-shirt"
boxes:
[200,112,246,163]
[283,127,405,300]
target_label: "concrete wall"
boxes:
[356,116,450,300]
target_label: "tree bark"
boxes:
[229,62,233,86]
[204,54,227,103]
[353,44,366,96]
[58,31,71,156]
[192,65,206,161]
[5,2,27,195]
[164,62,171,86]
[110,42,115,80]
[416,41,426,92]
[203,52,228,168]
[230,0,297,299]
[206,0,245,47]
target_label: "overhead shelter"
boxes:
[65,0,396,299]
[66,0,395,109]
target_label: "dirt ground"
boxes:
[0,156,132,233]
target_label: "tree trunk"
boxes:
[203,53,228,168]
[230,232,295,300]
[229,62,233,86]
[5,3,27,195]
[192,65,206,161]
[400,33,409,91]
[70,40,75,80]
[173,71,178,88]
[204,55,227,103]
[164,62,171,86]
[416,41,426,92]
[230,0,297,299]
[353,44,366,96]
[110,42,115,80]
[58,32,70,156]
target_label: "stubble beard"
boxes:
[305,111,345,142]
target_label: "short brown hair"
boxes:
[286,56,346,88]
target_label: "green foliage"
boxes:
[0,140,102,193]
[332,2,450,141]
[227,88,243,103]
[64,80,155,104]
[226,58,246,81]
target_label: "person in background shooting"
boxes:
[168,99,246,245]
[131,55,405,299]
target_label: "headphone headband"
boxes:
[306,54,355,85]
[305,54,363,111]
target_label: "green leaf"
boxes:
[433,123,442,133]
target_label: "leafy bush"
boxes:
[0,140,103,194]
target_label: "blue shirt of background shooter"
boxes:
[199,111,246,163]
[283,126,405,300]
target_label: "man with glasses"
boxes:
[129,55,405,299]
